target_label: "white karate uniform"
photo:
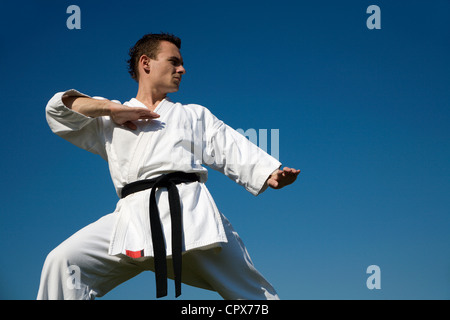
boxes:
[37,90,281,300]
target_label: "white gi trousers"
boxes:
[36,212,279,300]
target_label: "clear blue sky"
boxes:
[1,0,449,299]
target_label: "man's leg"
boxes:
[182,214,280,300]
[37,213,143,300]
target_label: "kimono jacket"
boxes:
[46,89,281,259]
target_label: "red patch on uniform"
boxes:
[126,249,144,258]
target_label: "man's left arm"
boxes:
[201,107,300,195]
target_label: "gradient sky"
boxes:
[0,0,449,299]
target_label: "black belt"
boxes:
[121,172,200,298]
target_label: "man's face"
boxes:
[147,41,186,93]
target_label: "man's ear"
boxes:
[139,55,151,74]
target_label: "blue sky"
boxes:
[0,0,449,299]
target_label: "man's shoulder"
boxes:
[172,100,212,114]
[171,99,204,108]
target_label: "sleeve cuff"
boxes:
[253,163,282,196]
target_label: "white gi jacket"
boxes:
[46,90,281,259]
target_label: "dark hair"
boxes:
[127,33,182,81]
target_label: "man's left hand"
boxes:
[267,167,300,189]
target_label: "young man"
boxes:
[37,33,300,300]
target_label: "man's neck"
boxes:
[135,86,167,111]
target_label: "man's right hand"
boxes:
[62,95,160,130]
[109,103,160,130]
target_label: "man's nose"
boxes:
[177,65,186,75]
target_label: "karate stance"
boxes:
[37,33,300,300]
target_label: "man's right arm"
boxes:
[62,94,160,130]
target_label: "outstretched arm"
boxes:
[62,95,159,130]
[266,167,300,189]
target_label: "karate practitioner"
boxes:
[37,33,300,300]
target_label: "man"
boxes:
[37,33,300,300]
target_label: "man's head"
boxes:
[127,33,185,93]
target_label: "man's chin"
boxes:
[167,85,180,93]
